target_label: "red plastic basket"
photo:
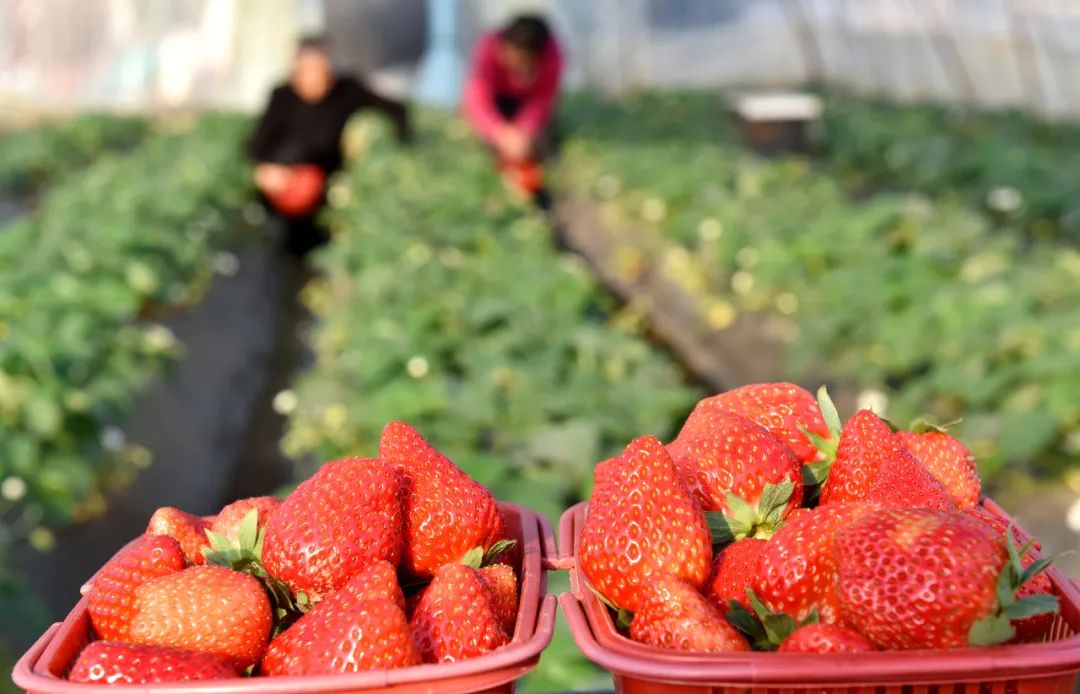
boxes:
[556,499,1080,694]
[13,503,557,694]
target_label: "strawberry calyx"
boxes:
[590,584,634,630]
[800,386,842,504]
[908,416,962,435]
[202,508,311,637]
[725,588,819,651]
[706,479,796,547]
[460,539,518,569]
[968,525,1060,647]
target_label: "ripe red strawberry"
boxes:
[835,508,1056,649]
[262,457,404,598]
[69,642,237,684]
[897,429,980,509]
[262,598,419,675]
[129,565,272,670]
[629,574,750,653]
[146,507,210,565]
[962,508,1054,643]
[698,383,832,465]
[261,560,407,675]
[410,563,509,663]
[578,435,711,612]
[778,623,876,653]
[754,502,876,625]
[211,496,280,543]
[87,535,187,642]
[378,422,505,579]
[667,409,803,524]
[479,564,519,634]
[820,410,953,509]
[705,538,765,612]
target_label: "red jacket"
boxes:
[463,31,563,143]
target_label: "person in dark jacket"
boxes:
[249,35,411,258]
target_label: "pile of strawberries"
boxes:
[74,422,519,684]
[579,382,1060,654]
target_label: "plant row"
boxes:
[558,92,1080,481]
[0,114,252,554]
[0,115,148,195]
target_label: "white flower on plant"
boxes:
[1,476,26,501]
[406,356,430,379]
[731,271,754,295]
[212,252,240,277]
[1066,495,1080,533]
[856,389,889,415]
[143,324,177,353]
[595,174,621,199]
[697,218,723,242]
[101,426,127,452]
[273,389,299,415]
[986,186,1022,213]
[641,197,667,223]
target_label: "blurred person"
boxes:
[249,35,411,259]
[463,14,562,201]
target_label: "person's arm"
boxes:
[342,77,413,143]
[512,38,563,140]
[462,34,507,145]
[248,87,288,162]
[248,87,291,194]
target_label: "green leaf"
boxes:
[969,615,1015,646]
[1004,594,1059,620]
[460,546,484,569]
[707,511,742,546]
[996,559,1018,610]
[817,386,842,437]
[615,608,634,630]
[724,492,757,526]
[1018,557,1055,587]
[482,539,517,566]
[237,508,259,551]
[725,600,766,644]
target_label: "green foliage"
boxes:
[560,92,1080,480]
[821,93,1080,243]
[0,114,148,194]
[0,114,252,552]
[282,113,700,516]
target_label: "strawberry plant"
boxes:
[0,114,251,575]
[559,92,1080,483]
[0,114,148,195]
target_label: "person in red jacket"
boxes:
[463,15,563,200]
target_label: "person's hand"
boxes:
[495,125,531,163]
[254,163,290,195]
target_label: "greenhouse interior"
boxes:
[2,1,1080,692]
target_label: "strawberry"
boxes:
[87,535,186,641]
[263,561,406,677]
[262,598,419,675]
[262,457,404,599]
[146,507,210,565]
[698,382,832,465]
[667,409,803,530]
[778,623,876,653]
[705,538,766,612]
[129,565,272,671]
[378,422,505,579]
[962,508,1054,643]
[897,428,980,509]
[479,563,519,634]
[211,496,281,543]
[835,508,1058,649]
[261,560,406,675]
[578,435,711,612]
[69,642,237,684]
[410,563,509,663]
[820,409,953,509]
[629,574,750,653]
[754,502,876,625]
